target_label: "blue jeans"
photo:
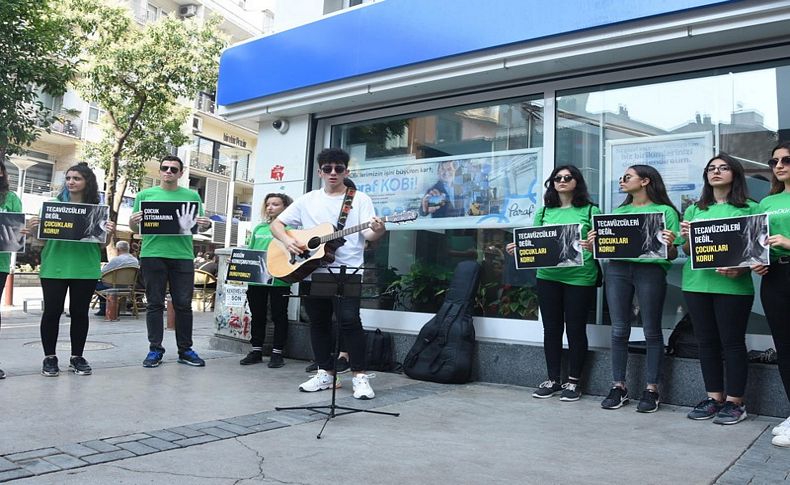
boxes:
[605,261,667,386]
[141,257,194,353]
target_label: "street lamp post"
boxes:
[224,156,238,248]
[3,157,38,307]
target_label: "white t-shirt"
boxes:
[277,189,375,272]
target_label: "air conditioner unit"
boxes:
[192,115,203,132]
[179,4,198,18]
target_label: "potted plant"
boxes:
[384,262,452,312]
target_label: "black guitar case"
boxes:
[403,260,480,384]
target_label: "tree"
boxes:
[69,0,226,225]
[0,0,79,163]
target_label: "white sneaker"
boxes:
[772,433,790,447]
[298,369,339,392]
[772,416,790,436]
[352,373,375,400]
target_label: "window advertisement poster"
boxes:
[592,212,667,259]
[349,148,541,230]
[226,248,272,284]
[0,213,26,252]
[38,202,109,244]
[513,223,583,269]
[606,132,713,213]
[140,201,199,235]
[689,214,770,269]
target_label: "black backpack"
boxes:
[365,328,396,372]
[403,260,479,384]
[666,313,698,359]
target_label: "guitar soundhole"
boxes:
[307,236,321,250]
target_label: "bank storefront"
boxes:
[217,0,790,413]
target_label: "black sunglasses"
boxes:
[320,164,346,174]
[160,165,180,174]
[553,175,574,183]
[768,156,790,167]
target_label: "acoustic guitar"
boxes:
[267,211,417,283]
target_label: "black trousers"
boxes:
[0,272,7,333]
[761,263,790,402]
[40,278,96,356]
[247,285,290,351]
[141,257,194,353]
[683,291,753,397]
[535,278,595,382]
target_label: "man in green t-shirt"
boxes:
[130,155,211,368]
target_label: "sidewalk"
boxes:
[0,303,788,483]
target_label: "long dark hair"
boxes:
[59,162,100,204]
[620,164,680,217]
[0,159,9,207]
[543,165,594,208]
[769,141,790,195]
[696,153,749,210]
[263,192,293,223]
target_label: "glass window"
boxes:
[331,97,544,319]
[88,103,104,123]
[556,62,790,333]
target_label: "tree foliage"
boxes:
[0,0,79,162]
[68,0,226,221]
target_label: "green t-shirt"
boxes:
[246,222,289,287]
[759,191,790,260]
[39,197,102,280]
[681,200,758,295]
[611,202,681,272]
[535,204,600,287]
[0,192,22,273]
[133,186,204,260]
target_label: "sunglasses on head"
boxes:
[553,174,573,183]
[320,164,346,174]
[160,165,180,174]
[768,156,790,167]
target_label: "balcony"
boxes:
[195,93,216,114]
[7,176,53,195]
[189,152,252,182]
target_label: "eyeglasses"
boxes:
[553,175,574,183]
[768,156,790,167]
[706,165,731,173]
[160,166,180,174]
[320,164,346,174]
[619,174,636,182]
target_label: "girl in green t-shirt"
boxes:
[239,193,293,368]
[0,159,26,380]
[753,142,790,445]
[29,163,115,378]
[680,154,754,425]
[506,165,600,402]
[589,164,680,414]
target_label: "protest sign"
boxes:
[593,212,667,259]
[140,201,199,235]
[0,213,26,252]
[226,249,272,284]
[38,202,109,243]
[224,283,248,307]
[513,224,583,269]
[689,214,769,269]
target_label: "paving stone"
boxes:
[0,468,34,481]
[172,435,220,447]
[81,440,121,453]
[248,421,289,433]
[0,457,18,472]
[5,448,60,462]
[223,414,273,427]
[81,450,135,465]
[146,429,187,442]
[17,458,61,475]
[215,422,254,435]
[137,437,181,452]
[166,426,205,438]
[200,427,238,439]
[188,420,227,430]
[104,433,151,445]
[117,442,159,456]
[42,454,88,470]
[55,443,99,458]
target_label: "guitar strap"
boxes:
[336,187,356,231]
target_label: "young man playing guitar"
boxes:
[270,148,386,399]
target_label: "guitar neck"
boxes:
[319,220,374,244]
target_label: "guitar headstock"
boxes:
[382,211,418,224]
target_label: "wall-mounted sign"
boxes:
[223,133,248,148]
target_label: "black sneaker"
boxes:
[69,356,92,376]
[713,401,747,425]
[532,380,562,398]
[142,350,164,368]
[636,389,660,413]
[240,350,263,365]
[305,361,319,373]
[560,382,582,402]
[268,353,285,368]
[178,350,206,367]
[42,356,59,377]
[0,368,5,379]
[335,356,350,374]
[687,397,723,420]
[601,386,629,409]
[94,311,106,317]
